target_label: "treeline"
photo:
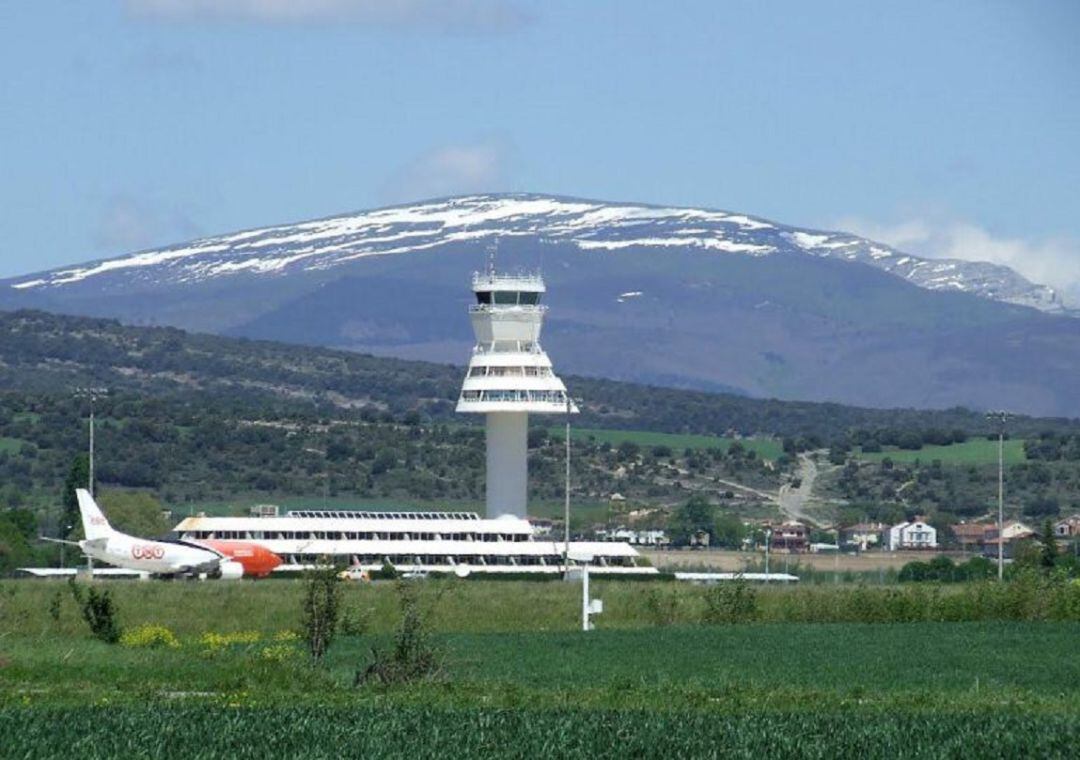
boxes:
[3,309,1080,442]
[1025,432,1080,462]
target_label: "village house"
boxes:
[596,527,669,547]
[1054,515,1080,539]
[981,520,1036,559]
[951,522,996,552]
[840,522,887,551]
[886,520,938,550]
[769,520,809,553]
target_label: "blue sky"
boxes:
[2,1,1078,298]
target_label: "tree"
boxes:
[669,495,714,546]
[95,491,171,538]
[61,454,91,538]
[1040,519,1059,569]
[0,517,33,574]
[301,564,342,663]
[712,513,745,549]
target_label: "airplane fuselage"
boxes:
[80,533,220,575]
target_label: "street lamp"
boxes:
[764,527,773,579]
[75,387,107,578]
[986,410,1009,581]
[563,394,581,577]
[74,387,108,497]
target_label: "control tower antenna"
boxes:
[456,269,578,518]
[486,237,498,276]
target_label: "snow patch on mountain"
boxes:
[8,193,1068,315]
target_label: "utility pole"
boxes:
[564,394,572,577]
[986,411,1009,581]
[75,387,108,497]
[75,387,107,578]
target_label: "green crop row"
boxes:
[2,706,1077,759]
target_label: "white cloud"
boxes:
[834,216,1080,303]
[95,196,201,253]
[379,141,509,204]
[125,0,533,32]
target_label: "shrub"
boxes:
[120,624,179,649]
[644,586,683,626]
[357,581,441,686]
[701,581,757,624]
[68,579,121,644]
[198,631,262,657]
[301,564,342,663]
[259,643,298,663]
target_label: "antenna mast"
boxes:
[487,237,498,276]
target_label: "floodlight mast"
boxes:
[74,387,108,497]
[986,410,1009,581]
[74,386,107,578]
[564,394,571,576]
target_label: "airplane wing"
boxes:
[18,567,150,579]
[39,536,81,547]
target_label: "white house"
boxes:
[886,520,938,551]
[1054,515,1080,538]
[599,527,669,547]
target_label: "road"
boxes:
[777,453,821,526]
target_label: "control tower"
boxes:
[456,270,578,518]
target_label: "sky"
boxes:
[1,1,1079,300]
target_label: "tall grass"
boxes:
[2,574,1077,638]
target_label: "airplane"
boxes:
[38,489,282,579]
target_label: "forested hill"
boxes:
[1,309,1077,441]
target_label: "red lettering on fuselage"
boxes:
[131,545,165,560]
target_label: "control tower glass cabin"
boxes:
[456,271,578,518]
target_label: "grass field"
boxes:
[0,436,27,453]
[3,579,1078,758]
[550,426,783,460]
[855,438,1027,465]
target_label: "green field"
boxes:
[855,438,1027,465]
[3,579,1078,758]
[551,426,783,460]
[0,436,27,453]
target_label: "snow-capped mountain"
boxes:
[7,194,1067,315]
[3,193,1080,416]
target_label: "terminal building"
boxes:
[173,509,649,576]
[172,268,652,577]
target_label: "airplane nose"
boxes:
[262,546,283,569]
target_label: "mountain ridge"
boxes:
[2,193,1079,416]
[5,193,1070,315]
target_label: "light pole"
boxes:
[75,387,108,497]
[75,387,107,578]
[563,394,572,577]
[986,410,1009,581]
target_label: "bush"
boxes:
[120,624,179,649]
[701,581,757,624]
[68,580,121,644]
[356,581,441,686]
[301,565,342,663]
[644,587,683,626]
[198,631,262,657]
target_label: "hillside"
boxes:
[3,310,1077,440]
[4,194,1080,415]
[1,310,1079,571]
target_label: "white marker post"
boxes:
[569,550,602,631]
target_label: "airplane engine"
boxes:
[217,561,245,580]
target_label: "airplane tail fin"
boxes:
[76,489,114,542]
